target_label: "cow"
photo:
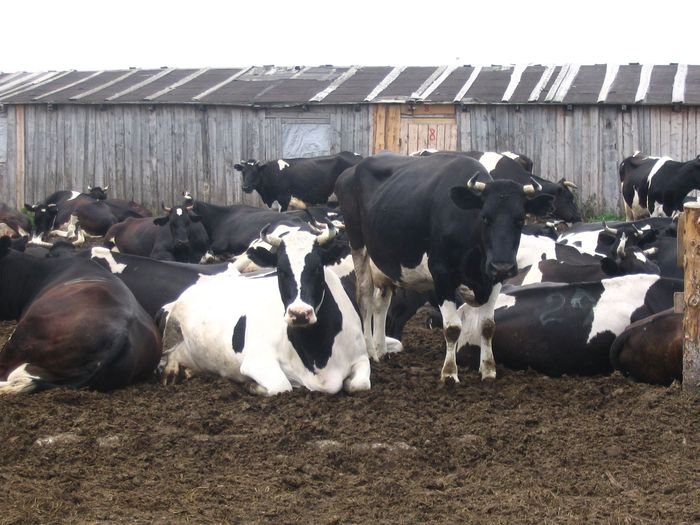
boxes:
[335,153,553,383]
[233,152,363,211]
[609,308,682,386]
[159,223,371,395]
[509,233,660,286]
[0,203,31,238]
[619,152,700,220]
[188,197,336,259]
[456,274,683,377]
[411,150,581,223]
[0,236,162,394]
[501,151,534,173]
[104,204,209,263]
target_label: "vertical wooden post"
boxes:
[14,104,25,209]
[683,203,700,393]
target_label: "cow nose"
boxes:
[287,306,314,326]
[488,262,517,279]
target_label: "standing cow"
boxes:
[619,151,700,220]
[335,153,553,383]
[234,152,363,211]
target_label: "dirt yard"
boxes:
[1,314,699,525]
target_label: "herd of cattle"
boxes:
[0,148,698,395]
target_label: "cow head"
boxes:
[247,223,346,327]
[24,203,58,236]
[552,179,582,222]
[600,233,660,276]
[451,175,554,281]
[234,160,264,193]
[154,204,202,250]
[86,185,109,200]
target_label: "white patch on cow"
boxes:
[0,363,41,395]
[501,151,518,160]
[520,263,544,285]
[277,159,290,171]
[495,292,516,310]
[176,208,183,216]
[517,234,556,267]
[477,152,504,174]
[398,253,433,291]
[329,254,355,280]
[586,274,660,344]
[284,230,322,323]
[90,247,127,274]
[633,251,647,263]
[556,230,604,256]
[66,191,81,201]
[646,156,673,185]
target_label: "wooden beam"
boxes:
[15,105,25,209]
[682,203,700,393]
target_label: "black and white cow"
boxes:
[335,153,553,383]
[609,308,682,386]
[619,151,700,220]
[233,151,363,211]
[0,236,162,394]
[456,274,682,376]
[159,223,371,395]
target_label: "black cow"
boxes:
[609,308,682,386]
[0,236,161,394]
[76,247,233,320]
[189,198,335,258]
[104,204,209,263]
[335,153,553,382]
[619,152,700,220]
[456,274,682,376]
[233,152,363,211]
[412,150,581,222]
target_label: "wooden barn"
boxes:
[1,63,699,214]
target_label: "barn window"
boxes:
[0,110,6,163]
[282,122,330,158]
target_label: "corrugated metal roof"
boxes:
[1,64,699,107]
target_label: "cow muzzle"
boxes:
[285,303,318,327]
[487,261,517,280]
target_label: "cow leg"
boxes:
[240,354,293,396]
[352,248,379,360]
[439,299,462,383]
[476,283,501,381]
[0,363,43,395]
[343,358,372,393]
[371,285,394,358]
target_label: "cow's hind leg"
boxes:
[0,363,44,395]
[343,359,371,394]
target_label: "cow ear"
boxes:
[525,194,554,217]
[24,203,36,212]
[450,186,483,210]
[320,238,349,266]
[600,257,621,276]
[153,216,169,226]
[0,236,12,258]
[247,246,278,268]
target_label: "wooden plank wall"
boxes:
[4,104,373,212]
[458,105,700,215]
[4,102,700,215]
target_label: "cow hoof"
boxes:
[385,338,404,354]
[480,368,497,381]
[439,373,460,386]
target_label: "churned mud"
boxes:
[1,314,699,524]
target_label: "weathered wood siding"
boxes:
[458,105,700,215]
[2,101,699,215]
[3,104,372,212]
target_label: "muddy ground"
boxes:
[1,314,699,525]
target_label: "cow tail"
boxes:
[618,157,630,183]
[609,330,629,372]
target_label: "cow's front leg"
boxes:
[477,283,501,381]
[439,299,461,383]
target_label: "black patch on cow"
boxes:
[232,316,246,353]
[286,283,341,371]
